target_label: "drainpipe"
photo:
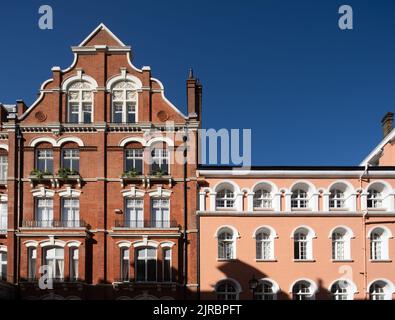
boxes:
[182,127,188,299]
[359,163,369,300]
[16,124,23,295]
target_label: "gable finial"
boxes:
[188,68,194,79]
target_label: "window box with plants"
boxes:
[55,168,82,187]
[29,169,55,187]
[147,168,172,187]
[121,169,145,187]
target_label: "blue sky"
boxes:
[1,0,395,165]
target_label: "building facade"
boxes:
[197,114,395,300]
[0,24,201,300]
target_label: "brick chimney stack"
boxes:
[187,68,201,120]
[381,112,394,138]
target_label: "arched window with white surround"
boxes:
[150,142,170,176]
[365,181,394,211]
[292,280,316,300]
[135,247,157,282]
[255,279,279,300]
[215,280,240,300]
[369,227,392,261]
[69,247,79,281]
[251,182,279,211]
[293,226,315,260]
[120,247,130,282]
[217,227,237,260]
[111,80,138,123]
[327,181,356,212]
[330,280,356,300]
[290,182,317,211]
[0,195,7,233]
[67,81,94,124]
[330,226,353,261]
[369,280,394,300]
[254,226,276,260]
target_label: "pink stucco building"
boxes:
[197,113,395,300]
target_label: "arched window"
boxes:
[111,80,137,123]
[61,143,80,173]
[35,197,54,228]
[330,280,354,300]
[216,280,239,300]
[331,227,352,261]
[124,142,144,175]
[135,247,157,282]
[370,227,391,261]
[253,189,272,209]
[0,249,6,281]
[0,197,7,232]
[369,280,393,300]
[255,280,277,300]
[216,189,235,209]
[150,143,169,175]
[218,228,235,260]
[67,81,93,123]
[293,227,314,260]
[292,280,315,300]
[367,189,382,209]
[255,227,275,260]
[330,189,345,208]
[162,248,172,282]
[366,182,394,211]
[28,247,36,281]
[0,150,8,182]
[35,143,54,174]
[291,189,308,209]
[44,247,64,280]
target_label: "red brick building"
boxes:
[0,24,201,300]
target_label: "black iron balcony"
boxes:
[114,219,178,229]
[22,220,87,228]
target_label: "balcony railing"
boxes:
[22,220,87,228]
[114,219,178,229]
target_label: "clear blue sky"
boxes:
[1,0,395,166]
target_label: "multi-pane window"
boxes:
[162,248,172,282]
[291,189,308,209]
[331,281,350,300]
[216,189,235,209]
[292,281,313,300]
[112,81,137,123]
[36,149,53,173]
[0,201,7,232]
[61,198,80,227]
[216,281,238,300]
[370,231,383,260]
[151,198,170,228]
[68,81,93,123]
[69,248,78,281]
[256,232,272,260]
[253,189,272,209]
[45,247,64,280]
[136,247,156,282]
[332,232,345,260]
[125,149,143,174]
[218,230,234,260]
[367,189,383,208]
[370,282,387,300]
[0,155,7,181]
[120,248,130,282]
[28,248,36,280]
[255,281,276,300]
[150,148,169,174]
[0,251,6,281]
[294,232,308,260]
[36,198,54,227]
[330,189,345,208]
[62,149,80,172]
[125,198,144,228]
